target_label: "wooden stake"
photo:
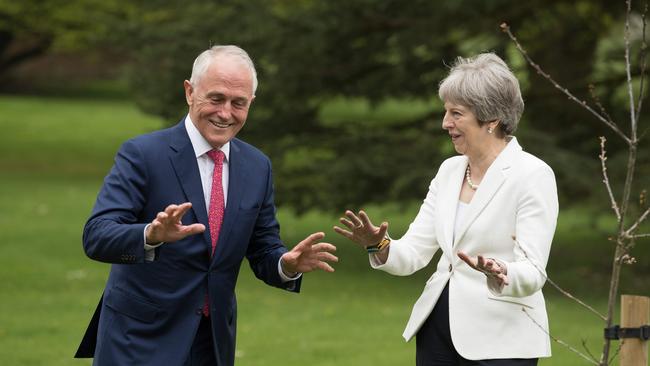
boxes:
[620,295,649,366]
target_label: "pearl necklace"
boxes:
[465,165,479,190]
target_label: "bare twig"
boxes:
[625,206,650,236]
[582,339,599,362]
[608,341,623,365]
[500,23,631,144]
[635,2,648,124]
[625,0,638,135]
[640,189,647,206]
[547,278,606,320]
[640,125,650,139]
[590,85,617,127]
[543,276,607,321]
[601,3,640,364]
[503,4,646,364]
[512,236,607,321]
[522,308,599,365]
[599,137,622,222]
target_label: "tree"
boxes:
[502,0,649,362]
[0,0,125,79]
[118,0,644,212]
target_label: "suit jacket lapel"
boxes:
[453,137,521,247]
[169,122,211,247]
[211,140,244,265]
[440,157,466,255]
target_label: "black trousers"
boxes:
[416,283,538,366]
[184,315,218,366]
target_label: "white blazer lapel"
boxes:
[440,156,467,254]
[453,137,522,246]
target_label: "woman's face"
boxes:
[441,101,488,156]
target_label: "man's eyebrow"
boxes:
[205,92,248,102]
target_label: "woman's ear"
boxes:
[487,120,500,134]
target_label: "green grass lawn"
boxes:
[0,95,647,365]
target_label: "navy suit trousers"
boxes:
[185,316,218,366]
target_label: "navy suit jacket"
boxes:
[75,121,301,365]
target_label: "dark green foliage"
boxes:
[0,0,126,75]
[10,0,646,212]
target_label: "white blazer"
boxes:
[372,137,558,360]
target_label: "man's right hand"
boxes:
[145,202,205,244]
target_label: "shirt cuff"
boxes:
[278,258,302,282]
[143,224,164,262]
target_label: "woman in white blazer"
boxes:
[334,53,558,366]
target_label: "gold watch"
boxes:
[366,236,391,253]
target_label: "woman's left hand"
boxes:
[457,252,509,287]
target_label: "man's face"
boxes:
[184,57,255,149]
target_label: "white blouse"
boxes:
[453,200,469,244]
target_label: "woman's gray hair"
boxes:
[438,53,524,135]
[189,45,258,95]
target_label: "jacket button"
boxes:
[448,264,453,272]
[195,309,203,315]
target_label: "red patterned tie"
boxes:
[207,149,225,254]
[203,149,225,316]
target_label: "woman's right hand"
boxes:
[333,210,388,249]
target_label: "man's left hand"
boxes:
[281,232,338,274]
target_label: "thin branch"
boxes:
[602,5,641,364]
[632,233,650,238]
[599,137,622,222]
[590,85,617,127]
[546,277,606,319]
[640,125,650,140]
[512,236,607,321]
[608,341,623,365]
[625,0,638,140]
[500,23,631,144]
[581,339,599,362]
[522,308,599,365]
[625,206,650,235]
[635,2,648,124]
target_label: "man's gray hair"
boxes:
[189,45,258,95]
[438,53,524,135]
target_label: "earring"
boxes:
[488,127,493,134]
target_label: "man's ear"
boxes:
[183,80,193,106]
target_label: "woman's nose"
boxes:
[442,113,452,130]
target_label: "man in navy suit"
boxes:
[75,45,338,366]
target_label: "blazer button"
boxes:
[448,264,453,272]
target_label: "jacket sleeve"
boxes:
[494,165,558,297]
[246,159,299,292]
[371,173,441,276]
[82,139,149,264]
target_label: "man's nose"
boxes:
[216,102,232,120]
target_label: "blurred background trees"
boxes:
[2,0,648,214]
[2,3,649,364]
